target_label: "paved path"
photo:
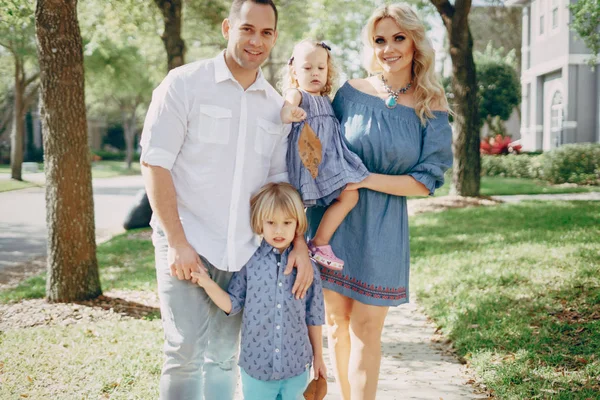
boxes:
[492,191,600,202]
[0,174,144,272]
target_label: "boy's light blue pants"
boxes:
[241,368,309,400]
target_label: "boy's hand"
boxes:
[281,106,307,124]
[312,355,327,379]
[190,270,213,288]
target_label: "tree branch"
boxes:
[24,72,39,88]
[23,83,39,108]
[430,0,455,19]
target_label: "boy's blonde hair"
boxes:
[250,182,307,235]
[361,3,449,124]
[279,39,339,97]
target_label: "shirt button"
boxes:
[276,325,281,329]
[275,348,280,353]
[277,304,281,309]
[278,282,282,287]
[277,262,281,266]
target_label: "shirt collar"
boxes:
[256,238,293,259]
[214,50,271,98]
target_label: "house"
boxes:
[507,0,600,151]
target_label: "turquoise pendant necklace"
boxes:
[381,74,411,109]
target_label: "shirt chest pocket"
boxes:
[255,117,283,157]
[195,105,232,145]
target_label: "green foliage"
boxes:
[78,1,162,121]
[569,0,600,65]
[481,144,600,186]
[481,153,543,180]
[0,0,36,57]
[541,143,600,185]
[444,48,520,132]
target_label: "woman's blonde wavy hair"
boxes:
[279,39,339,97]
[362,3,449,124]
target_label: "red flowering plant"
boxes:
[480,135,522,155]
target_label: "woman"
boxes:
[306,4,453,399]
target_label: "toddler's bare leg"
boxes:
[312,189,359,246]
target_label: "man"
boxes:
[140,1,314,399]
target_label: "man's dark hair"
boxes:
[229,0,278,30]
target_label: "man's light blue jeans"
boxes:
[153,227,242,400]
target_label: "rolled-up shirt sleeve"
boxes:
[266,123,290,184]
[407,112,453,196]
[305,263,325,326]
[140,70,188,170]
[227,267,248,316]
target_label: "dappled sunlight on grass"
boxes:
[0,320,162,398]
[411,201,600,398]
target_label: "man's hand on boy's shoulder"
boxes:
[285,239,314,300]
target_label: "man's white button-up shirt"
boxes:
[140,51,289,272]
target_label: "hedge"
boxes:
[481,143,600,185]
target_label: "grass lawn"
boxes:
[0,161,140,193]
[1,202,599,398]
[411,201,600,399]
[91,161,141,179]
[434,176,600,196]
[0,179,38,193]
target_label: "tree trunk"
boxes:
[10,58,25,181]
[36,0,101,302]
[432,0,481,197]
[154,0,185,71]
[122,107,137,170]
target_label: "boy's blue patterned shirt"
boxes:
[227,240,325,381]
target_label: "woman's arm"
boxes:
[346,174,430,197]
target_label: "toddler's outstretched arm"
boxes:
[280,88,307,124]
[191,271,233,314]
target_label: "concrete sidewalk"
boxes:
[322,300,483,400]
[0,175,144,272]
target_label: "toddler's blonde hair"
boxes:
[279,39,339,97]
[250,182,307,236]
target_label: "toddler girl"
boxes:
[192,182,326,400]
[280,40,369,271]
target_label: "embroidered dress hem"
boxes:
[320,267,409,307]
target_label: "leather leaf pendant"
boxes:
[298,122,322,179]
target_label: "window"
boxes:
[551,0,559,30]
[523,84,531,128]
[537,0,546,37]
[550,91,563,148]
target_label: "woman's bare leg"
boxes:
[312,190,358,247]
[348,301,389,400]
[323,289,354,400]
